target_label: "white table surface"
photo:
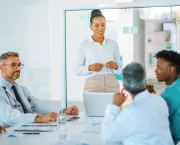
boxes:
[0,112,104,145]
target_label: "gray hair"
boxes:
[122,62,146,94]
[0,52,19,64]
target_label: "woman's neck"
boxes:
[92,35,104,45]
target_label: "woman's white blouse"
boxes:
[75,37,121,79]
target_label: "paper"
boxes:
[15,123,58,132]
[54,139,89,145]
[66,115,75,120]
[83,118,102,133]
[83,124,101,133]
[66,115,80,122]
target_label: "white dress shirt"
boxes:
[75,37,121,79]
[101,91,174,145]
[0,77,64,127]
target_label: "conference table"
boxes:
[0,112,104,145]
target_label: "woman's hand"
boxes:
[88,63,103,72]
[105,61,118,70]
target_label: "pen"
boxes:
[23,133,40,135]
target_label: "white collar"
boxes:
[88,36,108,45]
[133,90,149,102]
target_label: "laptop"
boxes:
[83,92,114,117]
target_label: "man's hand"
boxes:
[146,84,156,94]
[88,63,103,72]
[35,112,57,123]
[105,61,118,70]
[113,89,127,107]
[64,105,79,115]
[0,125,6,134]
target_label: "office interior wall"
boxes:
[133,8,145,67]
[0,0,180,102]
[0,1,51,100]
[65,9,135,102]
[50,0,180,103]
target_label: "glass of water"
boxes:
[57,113,68,140]
[57,113,67,125]
[57,124,68,140]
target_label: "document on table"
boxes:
[14,123,58,132]
[83,118,102,133]
[66,115,80,121]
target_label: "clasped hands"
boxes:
[88,61,118,72]
[113,89,128,107]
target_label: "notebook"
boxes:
[14,123,58,132]
[14,115,79,132]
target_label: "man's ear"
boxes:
[0,64,2,71]
[169,66,175,74]
[0,63,5,74]
[90,24,93,31]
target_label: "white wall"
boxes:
[65,9,135,102]
[0,0,180,103]
[49,0,180,104]
[133,8,145,66]
[0,0,52,100]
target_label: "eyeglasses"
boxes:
[3,63,24,69]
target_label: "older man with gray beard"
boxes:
[101,62,174,145]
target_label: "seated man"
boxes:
[0,52,79,127]
[154,50,180,144]
[0,125,6,134]
[101,62,174,145]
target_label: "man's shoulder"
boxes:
[15,83,24,88]
[161,84,179,98]
[122,103,137,115]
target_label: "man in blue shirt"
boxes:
[154,50,180,144]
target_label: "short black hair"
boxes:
[90,9,105,25]
[154,50,180,74]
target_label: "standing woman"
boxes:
[75,9,122,93]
